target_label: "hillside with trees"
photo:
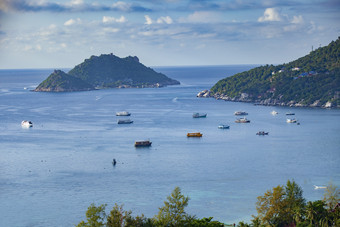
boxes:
[34,54,179,92]
[34,70,94,92]
[207,37,340,108]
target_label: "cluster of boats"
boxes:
[192,111,268,136]
[116,111,133,124]
[116,111,151,147]
[22,109,300,147]
[271,110,299,124]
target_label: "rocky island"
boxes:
[34,54,180,92]
[199,37,340,108]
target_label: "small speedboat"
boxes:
[117,119,133,124]
[256,131,269,135]
[314,185,327,190]
[218,124,230,129]
[271,110,278,115]
[21,120,33,128]
[286,118,297,123]
[286,112,295,115]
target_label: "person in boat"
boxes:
[112,158,117,166]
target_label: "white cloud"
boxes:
[103,28,120,33]
[145,15,173,25]
[258,8,282,22]
[144,15,153,25]
[64,18,82,26]
[23,45,33,51]
[70,0,83,5]
[103,16,126,23]
[156,16,173,24]
[181,11,219,23]
[112,1,131,11]
[291,15,304,24]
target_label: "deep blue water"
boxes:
[0,66,339,227]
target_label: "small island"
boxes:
[201,37,340,108]
[34,54,180,92]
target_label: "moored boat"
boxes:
[256,131,269,135]
[116,111,131,116]
[286,118,297,123]
[187,132,203,137]
[192,113,207,118]
[271,110,278,115]
[218,124,230,129]
[117,119,133,124]
[134,140,152,147]
[234,111,248,116]
[235,118,250,123]
[21,120,33,128]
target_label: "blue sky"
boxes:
[0,0,339,69]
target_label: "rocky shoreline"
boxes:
[197,90,337,108]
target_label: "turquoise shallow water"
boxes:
[0,66,339,226]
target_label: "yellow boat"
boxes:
[187,132,203,137]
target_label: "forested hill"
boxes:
[35,54,180,92]
[208,37,340,108]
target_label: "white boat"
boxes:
[234,111,248,116]
[314,185,327,190]
[192,113,207,118]
[116,111,131,116]
[117,119,133,124]
[271,110,278,115]
[21,120,33,128]
[286,118,297,123]
[235,118,250,123]
[218,124,230,129]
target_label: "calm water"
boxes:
[0,66,339,227]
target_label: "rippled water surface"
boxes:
[0,66,339,226]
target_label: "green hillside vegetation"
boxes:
[34,70,94,92]
[34,54,179,92]
[210,37,340,108]
[76,181,340,227]
[68,54,179,88]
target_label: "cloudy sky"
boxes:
[0,0,339,69]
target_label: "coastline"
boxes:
[197,89,339,109]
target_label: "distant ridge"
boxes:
[34,54,180,92]
[203,37,340,108]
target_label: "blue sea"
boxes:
[0,66,339,227]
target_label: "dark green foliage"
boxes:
[186,217,225,226]
[153,186,190,226]
[76,184,340,227]
[35,54,179,92]
[35,70,94,92]
[76,203,106,227]
[210,37,340,107]
[68,54,179,88]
